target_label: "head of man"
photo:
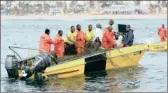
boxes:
[45,29,50,35]
[88,24,93,31]
[58,30,63,36]
[126,25,131,31]
[109,19,114,26]
[162,24,165,28]
[76,24,81,31]
[96,23,102,29]
[71,26,75,33]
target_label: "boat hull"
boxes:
[148,41,167,52]
[40,44,148,79]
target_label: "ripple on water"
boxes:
[1,19,167,92]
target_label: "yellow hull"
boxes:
[41,44,148,79]
[44,58,85,79]
[148,41,167,52]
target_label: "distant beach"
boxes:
[1,14,167,20]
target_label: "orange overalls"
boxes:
[75,30,86,55]
[158,27,167,42]
[102,29,116,49]
[53,35,64,58]
[39,33,53,54]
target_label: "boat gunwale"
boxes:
[54,44,148,66]
[45,48,147,73]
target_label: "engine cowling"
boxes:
[5,55,19,78]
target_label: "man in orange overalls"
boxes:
[102,25,116,49]
[39,29,53,54]
[53,30,64,58]
[158,24,167,42]
[75,24,86,55]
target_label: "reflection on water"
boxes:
[2,66,144,92]
[1,19,167,92]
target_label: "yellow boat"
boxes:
[14,44,147,80]
[4,24,167,81]
[5,41,167,80]
[41,44,148,79]
[148,41,167,52]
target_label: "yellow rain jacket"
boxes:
[64,30,77,45]
[85,30,95,41]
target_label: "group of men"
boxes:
[38,19,137,58]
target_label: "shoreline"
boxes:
[1,14,167,20]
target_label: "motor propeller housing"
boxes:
[21,52,54,80]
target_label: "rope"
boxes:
[106,50,120,68]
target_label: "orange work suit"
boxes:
[39,33,53,54]
[158,27,167,42]
[53,35,65,58]
[75,30,86,55]
[102,29,116,49]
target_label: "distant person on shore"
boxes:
[94,23,102,49]
[75,24,86,55]
[64,26,77,55]
[53,30,64,58]
[39,29,53,54]
[120,25,134,47]
[85,24,95,53]
[102,25,116,49]
[158,24,167,42]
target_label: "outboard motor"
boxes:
[21,52,55,80]
[5,55,19,78]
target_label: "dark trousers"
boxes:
[64,42,77,55]
[94,37,101,50]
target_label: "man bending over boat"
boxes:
[39,29,53,54]
[158,24,167,42]
[53,30,64,58]
[64,26,77,55]
[75,24,87,55]
[101,25,116,49]
[85,24,95,53]
[120,25,134,47]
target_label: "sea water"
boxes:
[1,19,167,92]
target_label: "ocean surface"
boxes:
[1,19,167,92]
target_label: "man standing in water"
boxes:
[85,24,95,42]
[64,26,77,55]
[75,24,86,55]
[85,24,95,53]
[94,23,102,49]
[158,24,167,42]
[39,29,53,54]
[53,30,64,58]
[102,25,116,49]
